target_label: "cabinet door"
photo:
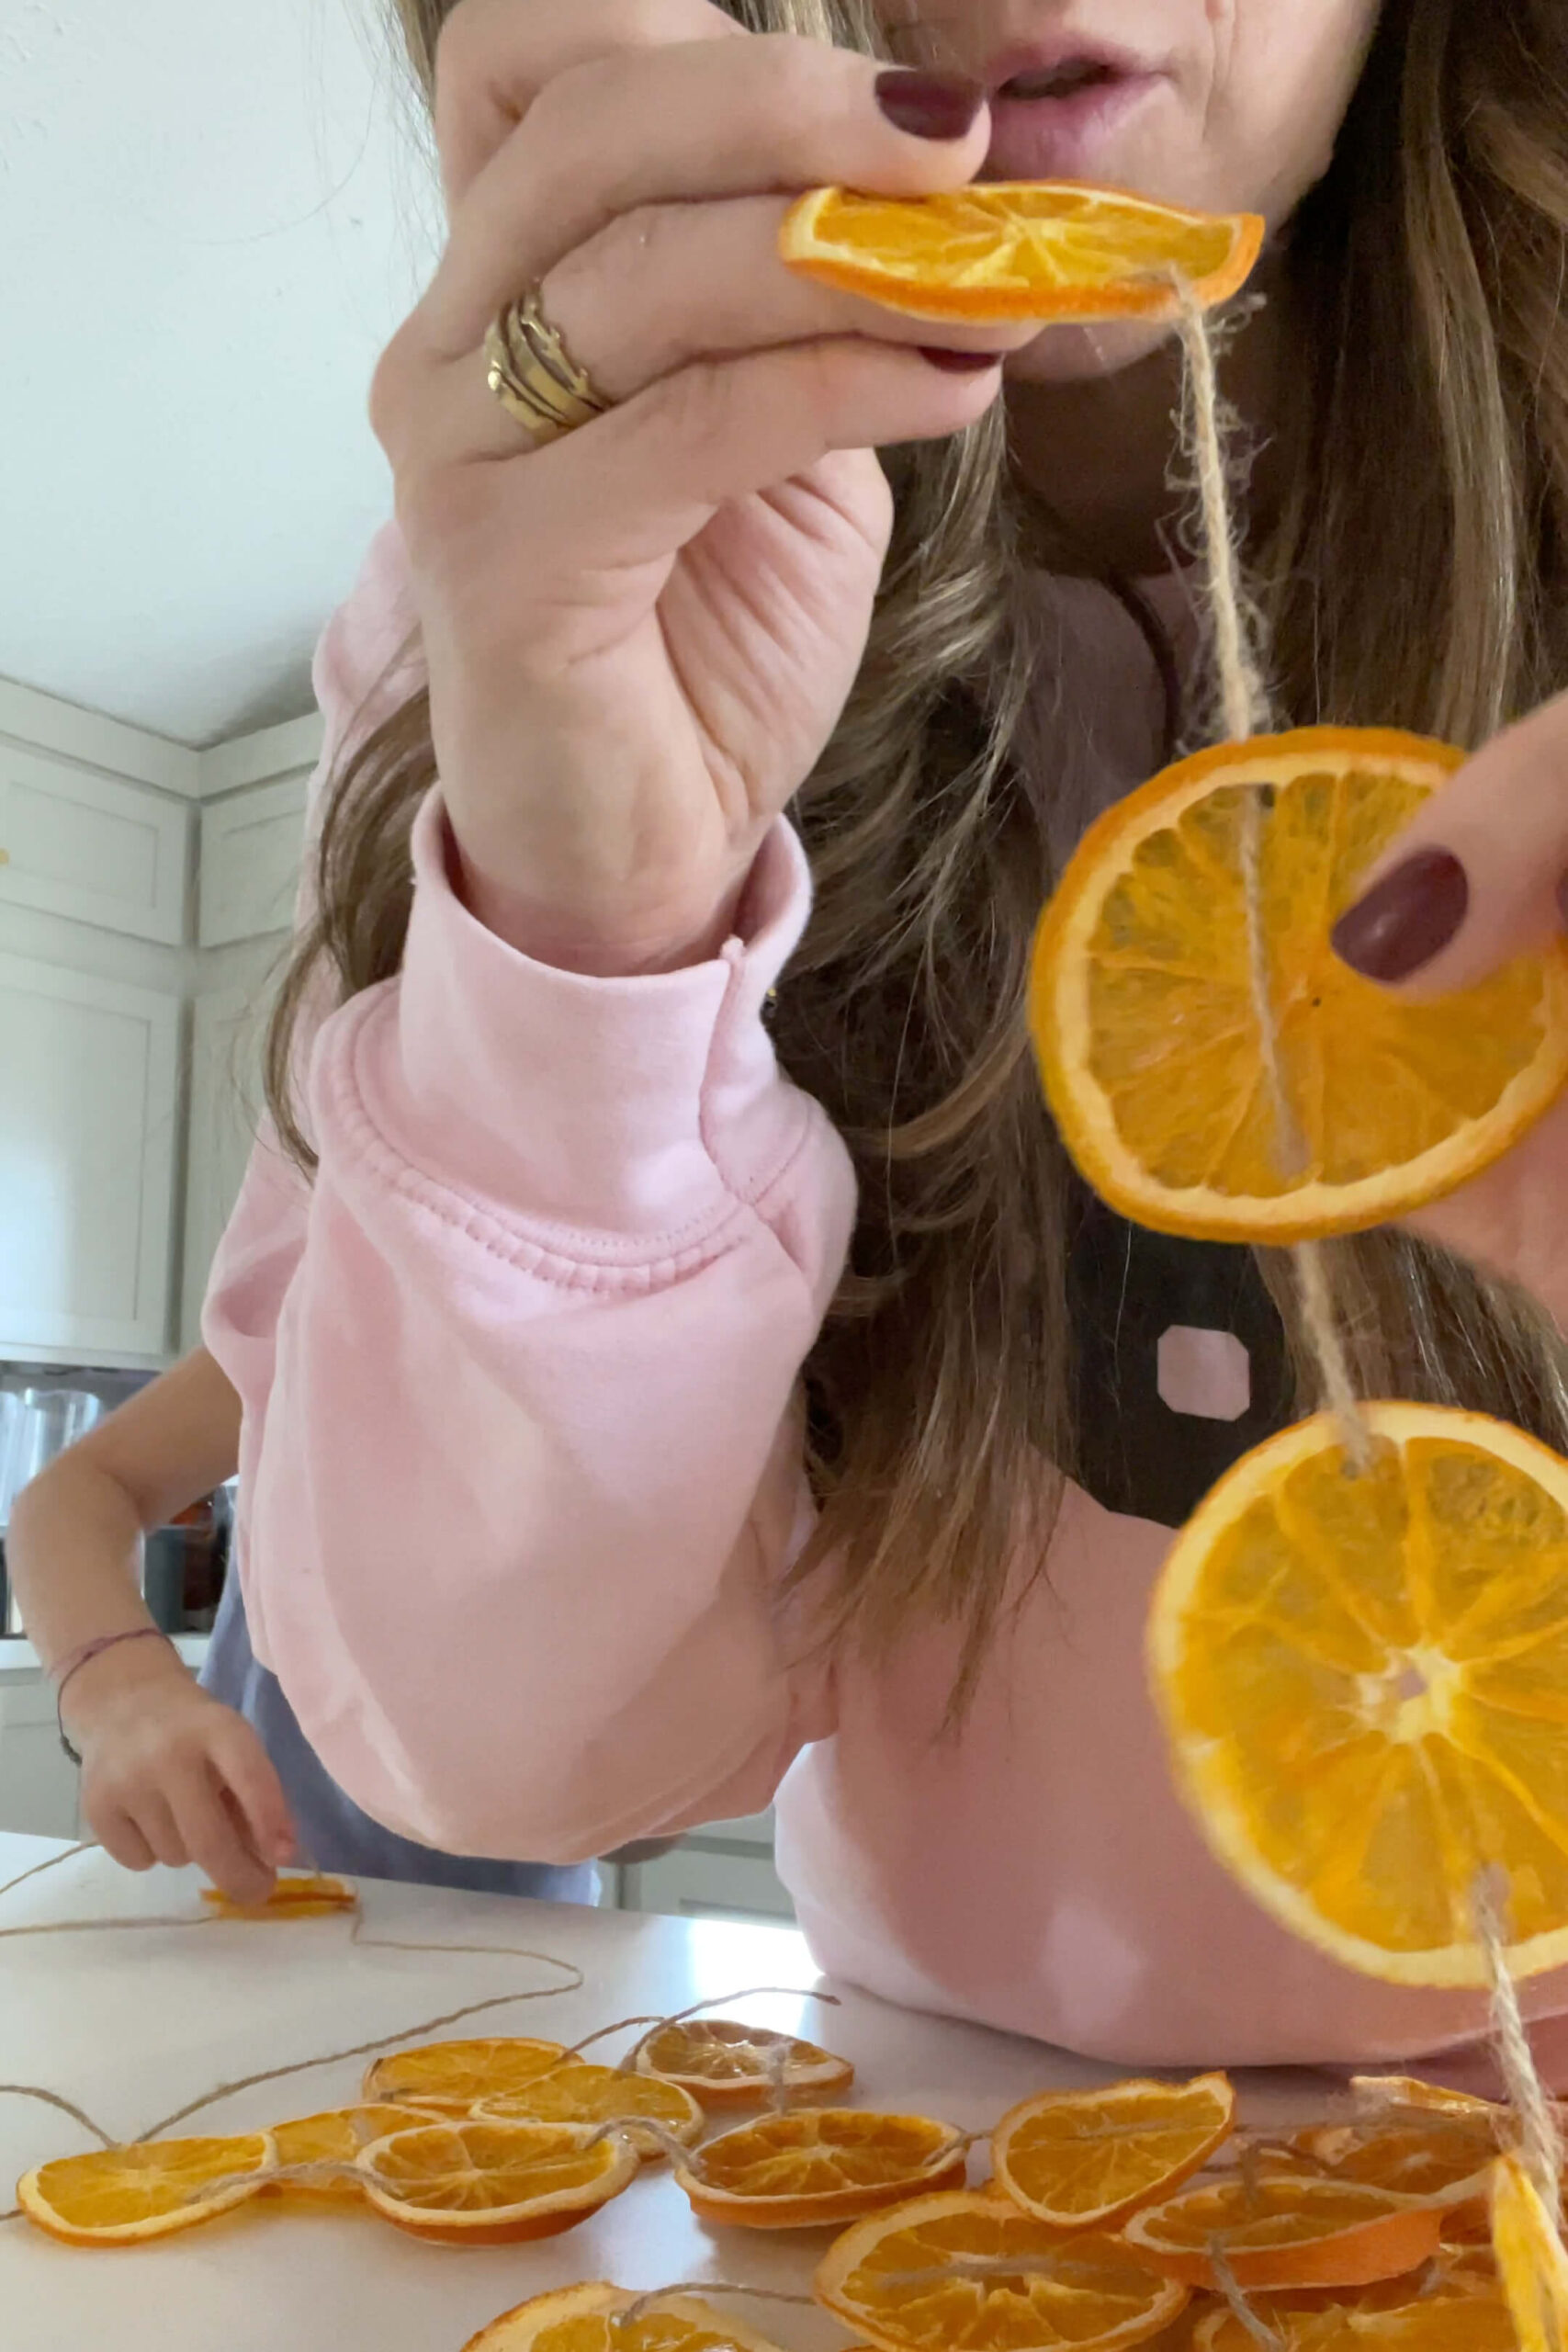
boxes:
[181,961,275,1351]
[0,743,188,945]
[198,775,310,947]
[0,955,179,1356]
[620,1844,797,1926]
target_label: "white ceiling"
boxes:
[2,0,441,748]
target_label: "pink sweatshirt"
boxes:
[205,522,1568,2075]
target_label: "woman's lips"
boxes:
[981,69,1167,181]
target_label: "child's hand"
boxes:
[65,1643,296,1907]
[1330,685,1568,1323]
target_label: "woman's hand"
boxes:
[370,0,1032,977]
[1331,686,1568,1323]
[67,1642,295,1907]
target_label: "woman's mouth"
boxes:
[982,46,1168,181]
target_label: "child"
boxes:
[14,0,1568,2066]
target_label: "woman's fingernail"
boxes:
[874,69,986,140]
[919,347,1000,371]
[1331,848,1469,981]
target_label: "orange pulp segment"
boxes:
[992,2073,1235,2229]
[1029,728,1568,1242]
[678,2108,967,2228]
[1490,2152,1568,2352]
[1148,1400,1568,1987]
[816,2187,1188,2352]
[779,182,1263,322]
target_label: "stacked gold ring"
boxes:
[483,288,614,444]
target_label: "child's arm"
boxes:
[207,795,855,1866]
[6,1351,294,1901]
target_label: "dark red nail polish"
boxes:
[1330,848,1469,981]
[919,347,1000,371]
[874,68,986,141]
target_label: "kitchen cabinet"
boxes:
[618,1810,795,1926]
[0,741,189,946]
[0,954,180,1358]
[197,774,310,947]
[181,953,281,1352]
[0,1667,79,1841]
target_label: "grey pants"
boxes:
[199,1570,598,1903]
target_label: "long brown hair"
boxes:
[268,0,1568,1699]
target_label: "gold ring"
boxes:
[484,288,614,444]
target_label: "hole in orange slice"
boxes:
[1029,727,1568,1243]
[779,182,1262,323]
[993,2073,1235,2230]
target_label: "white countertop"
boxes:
[0,1833,1322,2352]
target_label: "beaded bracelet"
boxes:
[53,1627,175,1766]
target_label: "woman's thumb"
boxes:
[1330,690,1568,995]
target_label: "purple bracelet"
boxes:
[53,1628,175,1766]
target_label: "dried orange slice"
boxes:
[1122,2172,1443,2290]
[17,2132,276,2245]
[356,2117,637,2245]
[634,2018,852,2107]
[200,1870,356,1919]
[1193,2283,1516,2351]
[1029,727,1568,1241]
[362,2035,567,2111]
[677,2108,967,2229]
[1295,2082,1503,2206]
[474,2062,704,2154]
[816,2187,1188,2352]
[992,2073,1235,2229]
[779,182,1262,323]
[265,2104,429,2199]
[462,2283,793,2352]
[1148,1400,1568,1986]
[1491,2152,1568,2352]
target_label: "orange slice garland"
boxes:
[1121,2172,1445,2291]
[992,2073,1235,2230]
[17,2133,277,2245]
[1490,2152,1568,2352]
[816,2187,1189,2352]
[676,2108,968,2229]
[633,2018,852,2108]
[1028,727,1568,1243]
[779,182,1263,323]
[1147,1401,1568,1986]
[355,2117,637,2246]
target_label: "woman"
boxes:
[14,0,1568,2066]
